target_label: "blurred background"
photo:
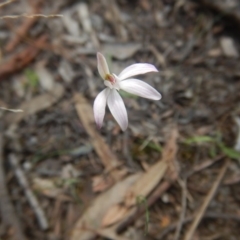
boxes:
[0,0,240,239]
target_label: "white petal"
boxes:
[119,79,161,100]
[107,89,128,131]
[93,88,109,128]
[118,63,158,81]
[97,52,110,80]
[104,80,113,89]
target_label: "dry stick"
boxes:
[5,0,43,52]
[0,14,63,19]
[0,133,27,240]
[0,107,23,112]
[148,44,166,68]
[117,178,172,234]
[0,0,15,8]
[158,212,240,240]
[184,159,230,240]
[186,154,224,178]
[0,34,47,80]
[9,154,49,230]
[174,179,187,240]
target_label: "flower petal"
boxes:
[119,79,161,100]
[97,52,110,80]
[93,88,109,128]
[118,63,158,81]
[104,80,113,89]
[107,89,128,131]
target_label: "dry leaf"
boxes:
[36,62,55,91]
[74,94,125,181]
[100,128,179,228]
[33,178,70,200]
[102,43,142,60]
[62,12,81,36]
[148,44,166,67]
[101,204,129,227]
[77,3,92,33]
[220,37,239,58]
[95,228,130,240]
[70,174,141,240]
[5,83,64,124]
[59,60,75,83]
[160,215,171,228]
[92,175,113,192]
[124,160,168,207]
[207,48,222,57]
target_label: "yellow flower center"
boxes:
[105,74,116,84]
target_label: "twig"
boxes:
[0,0,15,8]
[186,155,224,178]
[5,0,43,52]
[0,107,23,112]
[184,159,230,240]
[158,211,240,239]
[1,14,63,19]
[116,178,171,234]
[0,132,27,240]
[0,34,47,80]
[148,45,166,67]
[174,178,187,240]
[9,154,49,230]
[224,174,240,185]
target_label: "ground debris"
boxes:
[5,83,64,124]
[0,133,27,240]
[9,154,49,230]
[1,0,240,239]
[220,37,239,58]
[0,35,48,80]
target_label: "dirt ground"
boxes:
[1,0,240,240]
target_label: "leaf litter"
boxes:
[1,0,240,239]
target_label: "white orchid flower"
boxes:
[94,52,161,131]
